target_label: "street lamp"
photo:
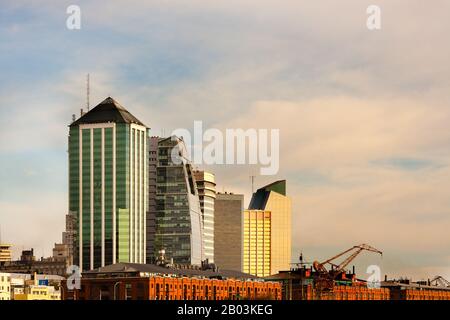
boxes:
[114,282,121,300]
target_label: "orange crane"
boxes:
[312,244,383,294]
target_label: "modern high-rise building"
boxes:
[243,209,271,277]
[146,136,158,264]
[68,97,148,271]
[153,136,204,265]
[214,192,244,272]
[244,180,291,277]
[193,170,216,263]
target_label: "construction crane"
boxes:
[430,276,450,288]
[312,244,383,294]
[313,244,382,277]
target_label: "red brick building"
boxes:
[62,263,281,300]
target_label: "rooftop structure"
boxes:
[70,97,146,127]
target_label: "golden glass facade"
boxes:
[245,180,292,277]
[243,210,271,277]
[264,191,292,275]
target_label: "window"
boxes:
[125,284,132,300]
[136,283,145,300]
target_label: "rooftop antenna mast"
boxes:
[86,73,90,111]
[250,175,255,194]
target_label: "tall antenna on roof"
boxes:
[86,73,90,111]
[250,175,255,194]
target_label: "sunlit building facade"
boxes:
[69,97,148,271]
[243,210,271,277]
[245,180,292,276]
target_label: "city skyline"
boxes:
[1,1,450,281]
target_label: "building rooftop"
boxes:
[248,180,286,210]
[381,281,450,291]
[260,180,286,196]
[70,97,147,127]
[83,263,261,281]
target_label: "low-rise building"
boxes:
[11,273,62,300]
[62,263,281,300]
[0,272,11,300]
[0,247,69,277]
[0,272,62,300]
[381,279,450,300]
[10,275,25,298]
[14,284,61,300]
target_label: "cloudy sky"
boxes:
[1,1,449,280]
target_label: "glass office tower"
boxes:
[69,97,148,271]
[154,136,204,265]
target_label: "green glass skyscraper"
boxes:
[69,97,148,271]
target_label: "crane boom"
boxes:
[312,244,383,298]
[313,244,382,275]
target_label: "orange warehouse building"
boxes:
[62,263,281,300]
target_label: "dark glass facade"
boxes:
[151,136,204,265]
